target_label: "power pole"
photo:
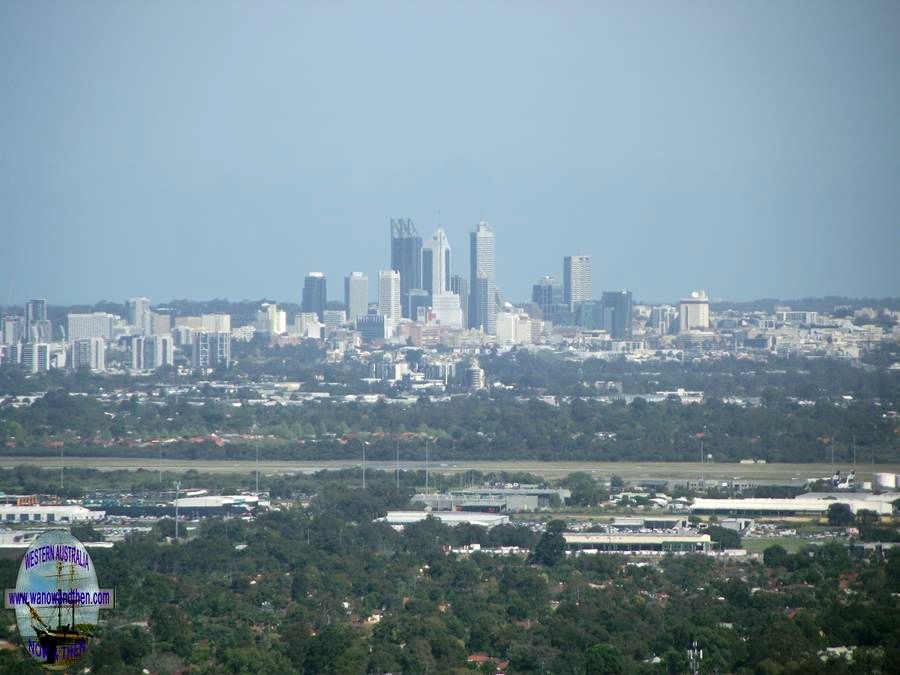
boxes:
[425,437,429,494]
[362,442,367,489]
[174,481,181,542]
[396,440,400,490]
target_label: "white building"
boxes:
[344,272,369,325]
[71,337,106,372]
[679,290,710,332]
[67,312,115,340]
[378,270,402,333]
[0,504,104,524]
[292,313,323,339]
[496,308,533,345]
[256,303,287,335]
[430,293,463,329]
[424,227,451,295]
[564,255,592,310]
[201,313,231,333]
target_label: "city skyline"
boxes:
[2,3,899,305]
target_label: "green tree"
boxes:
[586,644,625,674]
[528,520,566,566]
[827,503,854,527]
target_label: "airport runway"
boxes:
[2,456,897,482]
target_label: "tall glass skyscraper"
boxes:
[422,227,451,296]
[600,290,633,339]
[301,272,327,321]
[469,220,496,335]
[390,219,422,318]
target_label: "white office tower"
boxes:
[679,290,710,332]
[126,297,152,335]
[292,313,323,339]
[563,255,592,310]
[67,313,115,341]
[469,220,497,335]
[650,306,677,334]
[496,308,533,345]
[2,316,24,345]
[192,331,231,369]
[256,303,287,335]
[143,335,174,370]
[423,228,451,296]
[378,270,402,333]
[71,337,106,372]
[201,313,232,333]
[22,343,50,373]
[430,293,463,329]
[344,272,369,325]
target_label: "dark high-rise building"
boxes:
[576,301,604,330]
[302,273,327,321]
[450,275,469,329]
[600,290,633,339]
[390,218,422,318]
[531,276,564,316]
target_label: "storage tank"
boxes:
[873,473,897,490]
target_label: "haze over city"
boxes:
[2,2,898,306]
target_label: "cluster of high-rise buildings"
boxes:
[2,218,896,377]
[0,298,231,374]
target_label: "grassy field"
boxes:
[2,456,898,482]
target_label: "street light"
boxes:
[363,441,370,489]
[173,481,181,543]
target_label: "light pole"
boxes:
[173,481,181,543]
[363,442,369,489]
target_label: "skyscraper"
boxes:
[532,276,564,317]
[71,337,106,372]
[126,297,152,336]
[390,218,422,318]
[344,272,369,324]
[600,290,633,339]
[679,290,710,332]
[469,220,496,334]
[302,272,327,321]
[66,313,115,341]
[25,299,50,342]
[378,270,401,332]
[450,275,469,329]
[422,227,451,296]
[563,256,592,310]
[192,331,231,369]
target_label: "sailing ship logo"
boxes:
[5,530,114,670]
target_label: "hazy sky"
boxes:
[2,1,898,306]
